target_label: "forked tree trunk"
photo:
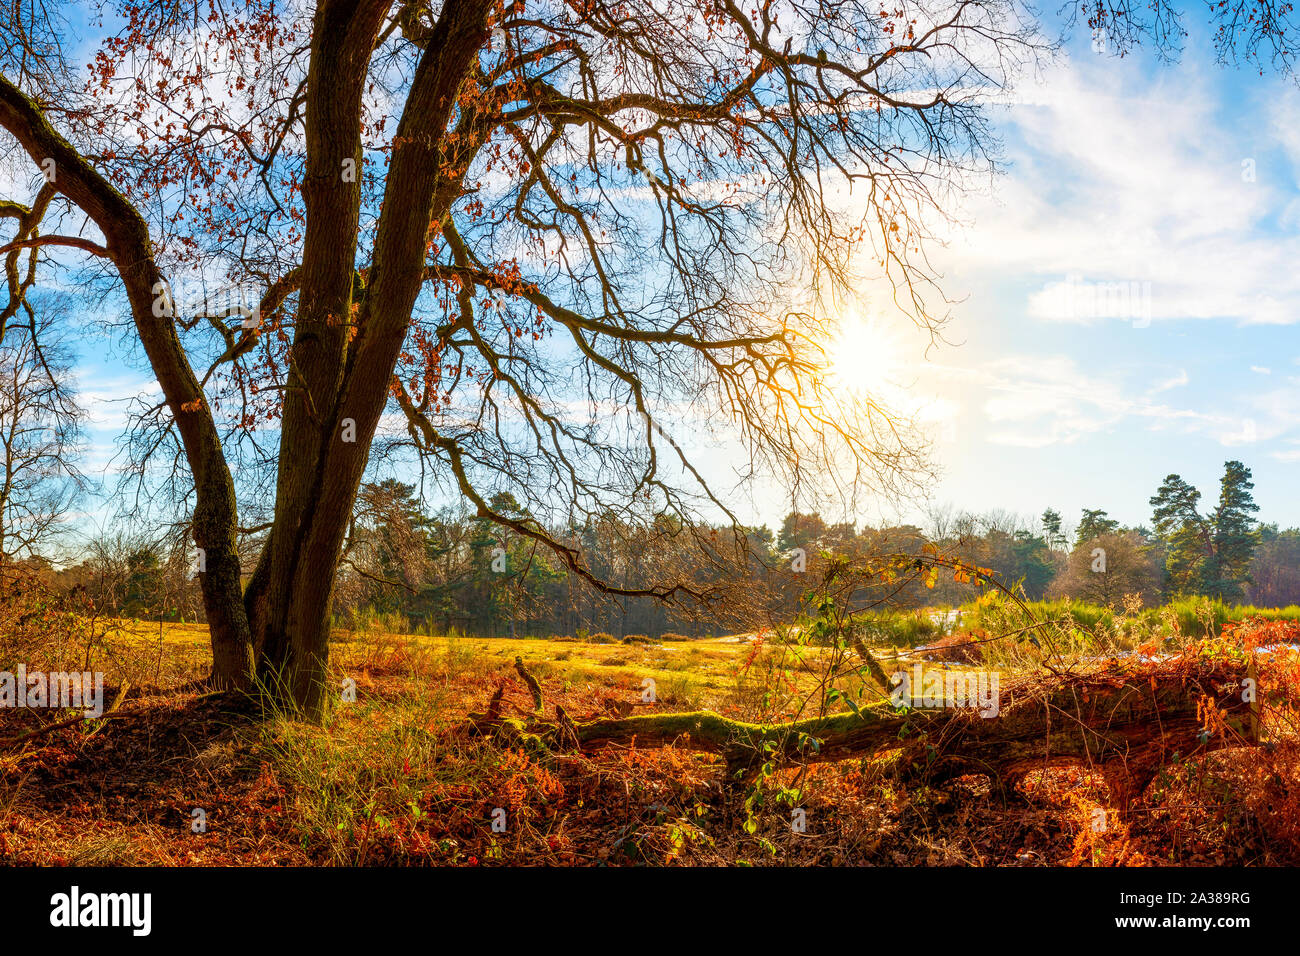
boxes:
[235,0,388,719]
[225,0,496,720]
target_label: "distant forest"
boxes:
[14,460,1299,638]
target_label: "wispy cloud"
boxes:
[919,353,1264,450]
[945,55,1300,327]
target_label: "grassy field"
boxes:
[2,611,1299,866]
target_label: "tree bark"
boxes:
[246,0,495,719]
[244,0,390,715]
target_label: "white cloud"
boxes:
[1151,369,1189,391]
[943,54,1300,326]
[924,353,1259,449]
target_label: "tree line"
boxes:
[13,460,1297,639]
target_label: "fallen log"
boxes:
[470,659,1258,807]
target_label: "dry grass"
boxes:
[0,618,1298,865]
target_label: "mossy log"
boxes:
[514,656,544,712]
[475,661,1257,803]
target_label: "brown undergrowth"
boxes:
[0,617,1298,865]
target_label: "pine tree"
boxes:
[1041,508,1066,551]
[1147,464,1260,600]
[1205,461,1260,601]
[1076,508,1120,546]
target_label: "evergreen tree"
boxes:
[1041,508,1066,550]
[1148,474,1210,596]
[1148,464,1260,600]
[1076,508,1120,545]
[1205,460,1260,601]
[1011,530,1058,598]
[777,512,827,554]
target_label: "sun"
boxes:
[826,316,905,396]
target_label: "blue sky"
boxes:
[832,19,1300,536]
[41,8,1300,544]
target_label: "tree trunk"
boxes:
[242,0,388,719]
[244,0,495,720]
[4,4,496,720]
[0,76,258,692]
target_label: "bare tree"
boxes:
[0,312,85,564]
[0,0,1049,715]
[1048,530,1162,609]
